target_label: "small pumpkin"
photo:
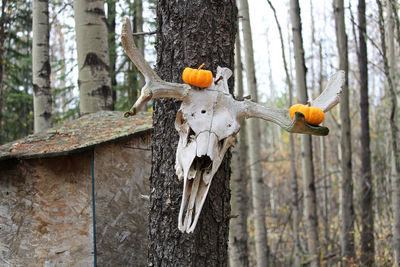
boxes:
[182,63,213,88]
[289,103,325,125]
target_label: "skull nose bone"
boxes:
[196,131,220,162]
[196,131,210,157]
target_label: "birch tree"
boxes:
[377,0,400,264]
[134,0,145,90]
[32,0,52,132]
[74,0,112,114]
[147,1,237,266]
[229,31,249,267]
[333,0,355,264]
[386,1,400,263]
[266,1,301,264]
[289,0,320,266]
[238,0,269,265]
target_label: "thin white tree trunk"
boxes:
[74,0,112,114]
[318,42,330,254]
[32,0,52,133]
[333,0,355,264]
[266,1,301,264]
[238,0,269,265]
[135,0,145,90]
[386,1,400,264]
[229,31,249,267]
[289,1,320,266]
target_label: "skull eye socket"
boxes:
[201,110,206,114]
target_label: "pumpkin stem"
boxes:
[198,63,205,70]
[306,100,311,107]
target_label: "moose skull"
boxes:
[174,67,240,232]
[121,17,344,233]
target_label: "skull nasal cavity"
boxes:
[196,155,212,172]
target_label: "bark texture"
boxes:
[106,0,117,107]
[74,0,112,114]
[358,0,374,265]
[148,1,237,266]
[333,0,355,264]
[238,0,269,265]
[32,0,52,133]
[379,0,400,265]
[289,1,320,266]
[229,32,249,267]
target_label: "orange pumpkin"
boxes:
[182,64,213,88]
[289,104,325,125]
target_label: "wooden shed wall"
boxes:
[94,133,151,266]
[0,153,93,266]
[0,132,152,266]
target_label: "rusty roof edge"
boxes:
[0,128,152,161]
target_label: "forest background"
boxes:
[1,0,399,266]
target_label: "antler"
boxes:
[121,17,191,117]
[237,71,345,136]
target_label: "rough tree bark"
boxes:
[333,0,355,264]
[358,0,374,265]
[229,30,249,267]
[147,1,237,266]
[266,1,301,264]
[378,0,400,265]
[289,1,320,266]
[32,0,52,133]
[74,0,112,114]
[106,0,117,107]
[238,0,269,265]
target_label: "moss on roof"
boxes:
[0,111,152,160]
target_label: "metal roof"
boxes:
[0,111,152,160]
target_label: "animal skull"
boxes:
[121,17,344,233]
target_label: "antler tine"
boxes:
[237,71,345,136]
[121,17,190,117]
[238,101,329,136]
[310,70,344,112]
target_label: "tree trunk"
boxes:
[358,0,374,265]
[266,1,301,264]
[147,1,237,266]
[238,0,269,265]
[106,0,117,108]
[389,0,400,49]
[387,1,400,264]
[333,0,355,264]
[378,0,400,265]
[289,1,320,266]
[74,0,112,114]
[32,0,52,133]
[134,0,145,90]
[229,31,249,267]
[318,41,330,256]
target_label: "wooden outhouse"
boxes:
[0,111,152,266]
